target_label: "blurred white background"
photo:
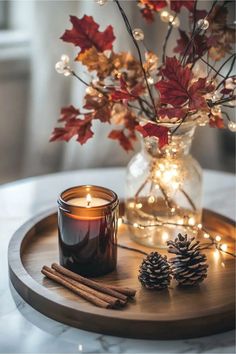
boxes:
[0,0,235,184]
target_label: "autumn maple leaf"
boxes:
[136,122,169,148]
[156,57,214,110]
[110,77,144,102]
[50,108,94,144]
[156,57,193,106]
[83,94,112,122]
[61,15,115,53]
[59,105,80,121]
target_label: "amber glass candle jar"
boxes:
[58,185,119,277]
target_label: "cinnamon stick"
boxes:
[41,266,111,309]
[51,263,128,302]
[105,285,136,297]
[43,266,123,307]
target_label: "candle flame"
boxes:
[86,193,92,207]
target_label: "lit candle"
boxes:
[57,185,119,277]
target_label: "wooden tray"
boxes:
[8,206,235,340]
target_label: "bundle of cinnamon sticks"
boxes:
[41,263,136,309]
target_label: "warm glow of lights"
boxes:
[188,217,195,226]
[118,218,123,227]
[172,182,179,190]
[171,207,176,213]
[148,196,155,204]
[221,262,225,268]
[177,219,184,225]
[159,163,165,171]
[197,223,202,229]
[204,233,210,239]
[129,202,135,208]
[215,235,222,242]
[133,223,139,228]
[221,244,228,252]
[86,193,92,207]
[162,231,169,241]
[155,170,161,178]
[136,203,143,209]
[214,249,220,260]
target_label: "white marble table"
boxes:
[0,168,235,353]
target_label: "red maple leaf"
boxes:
[50,112,94,144]
[59,105,80,121]
[156,57,193,106]
[110,78,144,102]
[108,130,134,151]
[136,123,169,148]
[170,0,195,13]
[61,15,115,53]
[83,95,112,122]
[156,57,213,110]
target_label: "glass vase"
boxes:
[125,122,202,248]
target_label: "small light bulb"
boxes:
[129,202,135,209]
[148,196,155,204]
[118,218,123,227]
[221,244,228,252]
[136,203,143,209]
[133,223,139,228]
[188,217,195,226]
[228,121,236,132]
[147,76,154,84]
[132,28,144,41]
[204,233,210,239]
[177,219,184,225]
[215,235,221,242]
[197,223,202,230]
[162,231,169,241]
[171,207,176,213]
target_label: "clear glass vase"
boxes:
[125,122,202,248]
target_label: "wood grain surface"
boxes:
[8,206,235,339]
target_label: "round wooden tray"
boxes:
[8,206,235,340]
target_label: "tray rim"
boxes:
[8,207,235,338]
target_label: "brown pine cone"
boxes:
[167,233,208,286]
[138,252,171,290]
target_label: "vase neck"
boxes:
[142,124,196,158]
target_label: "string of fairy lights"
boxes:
[118,215,236,258]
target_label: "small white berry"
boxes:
[197,19,209,31]
[95,0,107,5]
[55,61,64,74]
[132,28,144,41]
[160,10,170,23]
[60,54,70,65]
[228,121,236,132]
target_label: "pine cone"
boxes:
[138,252,171,290]
[167,233,208,286]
